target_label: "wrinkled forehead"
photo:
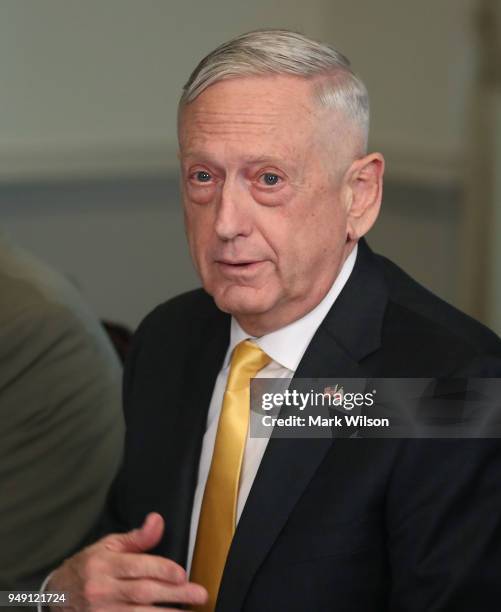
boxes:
[178,75,323,150]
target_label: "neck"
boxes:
[235,241,356,337]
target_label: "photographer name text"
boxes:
[261,414,390,428]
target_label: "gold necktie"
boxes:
[190,340,271,612]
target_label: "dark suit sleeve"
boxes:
[90,314,148,539]
[387,356,501,611]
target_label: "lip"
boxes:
[217,259,261,265]
[215,259,267,277]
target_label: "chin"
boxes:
[211,284,277,317]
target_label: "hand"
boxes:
[48,512,207,611]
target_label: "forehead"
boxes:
[178,75,322,157]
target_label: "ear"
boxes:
[344,153,385,241]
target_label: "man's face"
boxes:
[178,74,355,335]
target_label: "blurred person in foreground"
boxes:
[48,30,501,611]
[0,230,124,593]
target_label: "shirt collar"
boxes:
[223,244,358,372]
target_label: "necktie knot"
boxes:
[226,340,271,391]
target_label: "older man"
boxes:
[49,30,501,611]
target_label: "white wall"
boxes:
[0,0,477,184]
[0,0,332,180]
[326,0,477,184]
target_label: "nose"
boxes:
[214,178,252,241]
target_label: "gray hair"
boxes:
[179,29,370,151]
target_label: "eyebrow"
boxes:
[181,151,292,167]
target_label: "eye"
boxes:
[193,170,212,183]
[260,173,281,186]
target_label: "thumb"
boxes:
[104,512,164,553]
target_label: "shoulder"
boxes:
[0,242,120,367]
[0,245,122,445]
[135,287,222,339]
[0,290,119,384]
[124,288,225,377]
[122,288,229,419]
[373,252,501,373]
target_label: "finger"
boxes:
[104,513,165,554]
[116,578,208,607]
[111,552,186,583]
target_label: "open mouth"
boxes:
[216,260,265,274]
[217,259,261,266]
[225,261,255,266]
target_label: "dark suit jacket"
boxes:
[102,238,501,611]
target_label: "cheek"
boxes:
[256,210,291,259]
[184,208,214,264]
[185,184,217,206]
[285,200,347,264]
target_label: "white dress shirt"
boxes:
[186,244,358,573]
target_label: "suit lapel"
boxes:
[216,239,389,611]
